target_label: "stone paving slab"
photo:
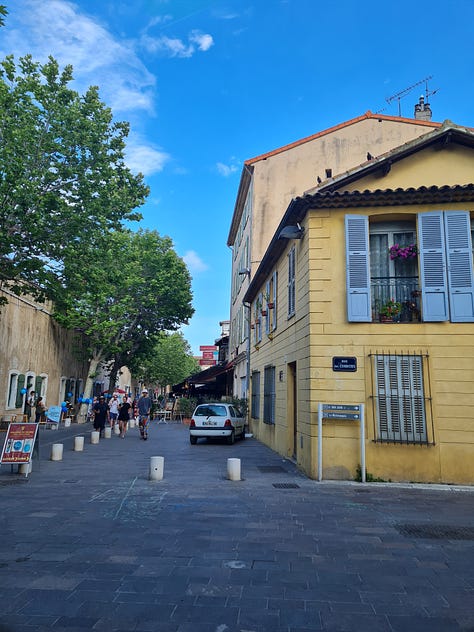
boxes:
[0,420,473,631]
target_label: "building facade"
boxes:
[244,123,474,485]
[0,288,89,420]
[227,109,441,398]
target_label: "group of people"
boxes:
[24,391,47,423]
[92,389,152,440]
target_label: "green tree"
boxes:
[0,54,147,301]
[129,332,200,390]
[0,6,7,27]
[54,229,194,407]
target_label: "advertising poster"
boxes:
[46,406,62,424]
[1,423,39,464]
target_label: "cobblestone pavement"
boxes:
[0,420,473,632]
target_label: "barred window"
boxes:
[251,371,260,419]
[372,353,430,444]
[263,365,276,424]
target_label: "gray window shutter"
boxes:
[444,211,474,322]
[345,215,371,321]
[418,212,449,321]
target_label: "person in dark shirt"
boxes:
[118,394,132,439]
[93,396,109,437]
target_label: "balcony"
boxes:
[371,277,421,323]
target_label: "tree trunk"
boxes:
[107,356,123,394]
[79,353,102,421]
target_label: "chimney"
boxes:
[414,95,432,121]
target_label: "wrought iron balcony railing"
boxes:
[371,277,421,323]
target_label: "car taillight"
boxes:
[190,419,196,428]
[224,419,232,428]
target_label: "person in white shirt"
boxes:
[108,393,120,428]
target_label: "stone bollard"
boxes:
[149,456,164,481]
[227,457,241,481]
[19,461,32,474]
[51,443,63,461]
[91,431,100,444]
[104,427,112,439]
[64,417,71,427]
[129,419,135,428]
[114,424,120,435]
[74,436,84,451]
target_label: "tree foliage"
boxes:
[0,6,7,27]
[53,229,195,398]
[129,331,200,389]
[0,54,148,299]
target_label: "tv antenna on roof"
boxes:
[385,76,434,117]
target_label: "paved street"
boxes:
[0,420,473,632]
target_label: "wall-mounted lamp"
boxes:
[238,267,251,276]
[277,222,304,240]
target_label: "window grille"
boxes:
[370,352,433,444]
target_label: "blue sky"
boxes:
[2,0,474,354]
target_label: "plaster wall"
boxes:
[0,289,89,415]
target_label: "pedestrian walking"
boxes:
[137,389,152,440]
[92,396,109,437]
[34,396,47,423]
[108,393,119,428]
[25,390,36,421]
[118,394,132,438]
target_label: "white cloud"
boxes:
[2,0,156,114]
[182,251,209,273]
[125,136,170,176]
[216,161,240,177]
[189,30,214,52]
[141,30,214,58]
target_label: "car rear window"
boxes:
[195,405,227,417]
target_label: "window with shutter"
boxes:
[251,371,260,419]
[263,365,276,424]
[15,374,25,408]
[374,353,427,443]
[288,247,295,317]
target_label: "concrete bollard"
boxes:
[149,456,164,481]
[19,461,32,474]
[91,430,100,444]
[104,427,112,439]
[129,419,135,428]
[64,417,71,427]
[227,457,241,481]
[51,443,63,461]
[114,424,120,435]
[74,436,84,451]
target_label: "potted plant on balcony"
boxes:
[389,243,418,260]
[380,298,402,322]
[263,291,274,309]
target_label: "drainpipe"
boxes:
[243,301,251,430]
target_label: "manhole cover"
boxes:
[258,466,287,473]
[272,482,300,489]
[396,524,474,540]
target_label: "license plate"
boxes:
[202,420,217,426]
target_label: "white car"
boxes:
[189,403,246,445]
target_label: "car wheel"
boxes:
[226,430,235,445]
[190,435,197,445]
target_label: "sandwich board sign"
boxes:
[1,422,39,476]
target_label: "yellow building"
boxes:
[228,108,441,400]
[244,121,474,485]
